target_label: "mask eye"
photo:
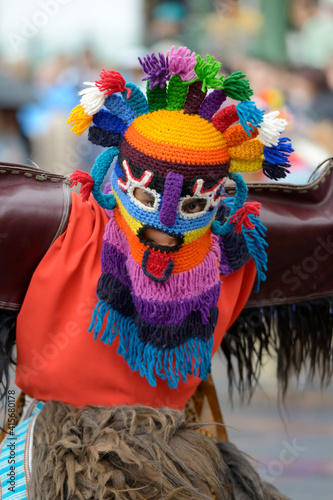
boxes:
[131,187,160,211]
[179,197,209,218]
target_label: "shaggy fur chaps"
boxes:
[29,402,290,500]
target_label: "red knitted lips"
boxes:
[142,248,174,282]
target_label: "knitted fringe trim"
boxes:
[221,297,333,401]
[216,196,268,291]
[242,214,268,292]
[89,299,213,388]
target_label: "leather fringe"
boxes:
[221,297,333,401]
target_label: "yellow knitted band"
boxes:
[184,222,212,245]
[132,109,226,150]
[229,157,264,173]
[114,193,143,236]
[228,139,264,160]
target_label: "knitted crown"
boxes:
[68,46,293,220]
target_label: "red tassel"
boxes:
[69,170,94,202]
[229,202,261,233]
[95,69,132,98]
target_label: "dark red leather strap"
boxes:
[0,162,71,311]
[227,158,333,306]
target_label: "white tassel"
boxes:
[79,82,106,116]
[257,111,288,147]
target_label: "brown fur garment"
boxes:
[29,402,230,500]
[29,402,290,500]
[215,441,290,500]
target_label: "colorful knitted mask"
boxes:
[68,47,293,388]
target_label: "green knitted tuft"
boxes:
[223,72,254,101]
[190,54,224,92]
[166,75,189,110]
[146,81,167,112]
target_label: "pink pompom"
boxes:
[167,46,196,81]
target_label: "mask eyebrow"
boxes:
[180,177,225,197]
[192,178,226,208]
[118,159,153,192]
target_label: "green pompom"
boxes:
[190,54,224,92]
[223,72,254,101]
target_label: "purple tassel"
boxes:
[138,52,170,89]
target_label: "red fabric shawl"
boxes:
[15,192,256,409]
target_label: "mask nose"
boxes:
[159,171,184,226]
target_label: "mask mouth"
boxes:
[141,248,175,282]
[138,226,183,253]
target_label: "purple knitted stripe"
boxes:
[133,282,221,326]
[137,307,219,349]
[218,235,233,275]
[219,231,250,273]
[199,89,227,122]
[127,248,220,302]
[100,242,131,289]
[103,212,129,255]
[159,171,184,226]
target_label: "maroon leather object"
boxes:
[0,162,71,311]
[239,158,333,307]
[1,159,333,311]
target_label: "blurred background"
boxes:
[1,0,333,182]
[0,0,332,498]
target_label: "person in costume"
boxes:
[13,46,292,407]
[0,47,294,498]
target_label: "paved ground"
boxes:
[212,355,333,500]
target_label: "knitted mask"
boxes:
[68,47,293,388]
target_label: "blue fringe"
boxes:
[211,173,248,237]
[263,137,294,165]
[214,174,268,291]
[236,101,264,135]
[89,299,213,388]
[242,214,268,292]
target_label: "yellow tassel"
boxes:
[67,105,93,135]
